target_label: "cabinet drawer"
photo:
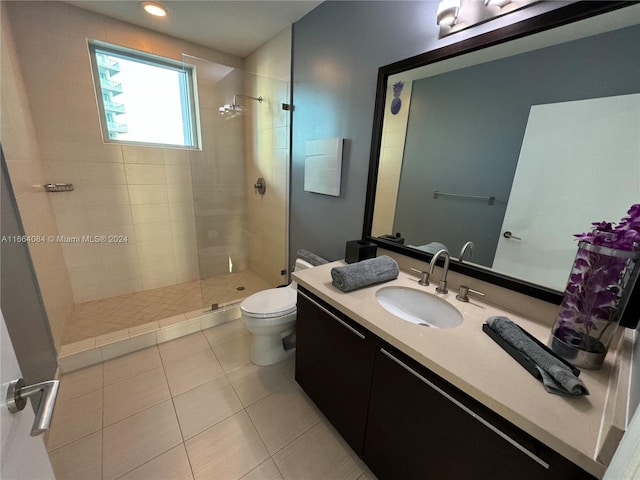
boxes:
[364,345,595,480]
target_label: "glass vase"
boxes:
[549,240,640,369]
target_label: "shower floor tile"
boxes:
[61,271,270,345]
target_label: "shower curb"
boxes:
[57,303,242,373]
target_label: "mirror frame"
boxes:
[363,1,637,306]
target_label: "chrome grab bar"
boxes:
[433,191,495,206]
[6,378,60,436]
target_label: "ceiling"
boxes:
[65,1,323,57]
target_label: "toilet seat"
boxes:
[240,287,297,319]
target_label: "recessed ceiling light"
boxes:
[141,2,167,17]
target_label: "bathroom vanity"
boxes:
[293,261,634,480]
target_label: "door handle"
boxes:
[503,231,522,241]
[6,378,59,436]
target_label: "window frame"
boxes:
[88,39,201,150]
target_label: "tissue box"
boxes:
[345,240,377,264]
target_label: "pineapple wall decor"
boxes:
[390,81,404,115]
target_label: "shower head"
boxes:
[218,104,244,116]
[218,94,263,117]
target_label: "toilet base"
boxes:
[249,328,295,366]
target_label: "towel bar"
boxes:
[433,191,495,205]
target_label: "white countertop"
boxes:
[293,261,634,478]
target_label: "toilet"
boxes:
[240,258,315,365]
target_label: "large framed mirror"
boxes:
[363,1,640,308]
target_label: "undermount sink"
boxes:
[375,286,463,329]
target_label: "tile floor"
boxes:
[61,272,271,345]
[47,319,377,480]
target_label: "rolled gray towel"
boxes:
[331,255,399,292]
[486,317,589,396]
[297,249,329,266]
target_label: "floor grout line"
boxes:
[51,319,367,480]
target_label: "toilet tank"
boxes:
[290,258,318,290]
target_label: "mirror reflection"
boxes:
[371,8,640,291]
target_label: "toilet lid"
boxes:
[240,287,297,316]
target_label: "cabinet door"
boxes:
[295,288,376,456]
[364,346,594,480]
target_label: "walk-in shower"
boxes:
[57,55,289,343]
[54,56,288,345]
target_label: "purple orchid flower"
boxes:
[553,204,640,354]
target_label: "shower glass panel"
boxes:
[183,54,290,311]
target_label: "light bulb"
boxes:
[437,0,461,27]
[141,2,167,17]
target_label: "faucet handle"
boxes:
[456,285,485,302]
[410,267,430,286]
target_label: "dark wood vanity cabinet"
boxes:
[295,288,377,456]
[295,289,597,480]
[363,345,595,480]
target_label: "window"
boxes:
[89,40,200,148]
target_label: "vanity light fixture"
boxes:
[484,0,512,7]
[437,0,536,38]
[141,1,167,17]
[436,0,461,27]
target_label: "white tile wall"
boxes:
[5,1,291,307]
[1,4,75,348]
[4,1,250,304]
[128,185,169,205]
[131,204,171,225]
[125,164,167,185]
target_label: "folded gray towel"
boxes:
[486,316,589,397]
[297,249,329,266]
[331,255,399,292]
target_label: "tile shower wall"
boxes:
[0,4,75,348]
[5,2,244,304]
[244,28,292,286]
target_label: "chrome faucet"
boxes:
[410,267,430,286]
[429,249,450,294]
[459,241,474,264]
